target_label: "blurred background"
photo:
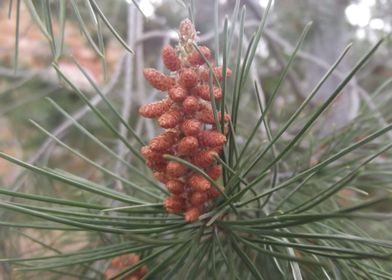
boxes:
[0,0,391,278]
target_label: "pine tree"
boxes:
[0,1,392,279]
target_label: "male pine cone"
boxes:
[139,19,231,222]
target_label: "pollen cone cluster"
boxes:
[139,19,232,222]
[105,254,148,280]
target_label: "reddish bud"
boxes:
[188,46,212,65]
[139,98,172,118]
[162,45,181,71]
[214,66,232,80]
[168,86,188,102]
[110,256,122,269]
[179,19,196,42]
[199,66,210,82]
[197,107,230,124]
[190,192,208,206]
[198,130,226,147]
[136,265,149,277]
[188,173,211,192]
[158,109,183,128]
[207,165,222,180]
[140,146,165,162]
[182,96,200,113]
[200,66,232,82]
[179,68,198,88]
[166,160,188,177]
[153,171,169,183]
[105,268,117,278]
[140,145,153,158]
[176,136,199,155]
[112,254,139,268]
[212,145,224,154]
[180,119,202,136]
[208,186,221,199]
[185,207,201,222]
[213,87,222,100]
[164,196,185,213]
[128,254,140,265]
[143,68,174,91]
[166,180,185,195]
[149,131,177,151]
[193,85,221,101]
[146,160,167,172]
[197,107,215,124]
[191,150,218,168]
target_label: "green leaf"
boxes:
[231,234,263,279]
[13,0,21,71]
[43,0,56,58]
[0,152,146,204]
[244,38,384,192]
[143,242,191,279]
[52,65,144,162]
[70,0,104,57]
[240,123,392,206]
[108,246,174,280]
[44,97,163,194]
[73,59,145,146]
[55,0,66,59]
[24,0,51,40]
[0,187,105,209]
[30,119,165,198]
[237,22,316,164]
[89,0,134,54]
